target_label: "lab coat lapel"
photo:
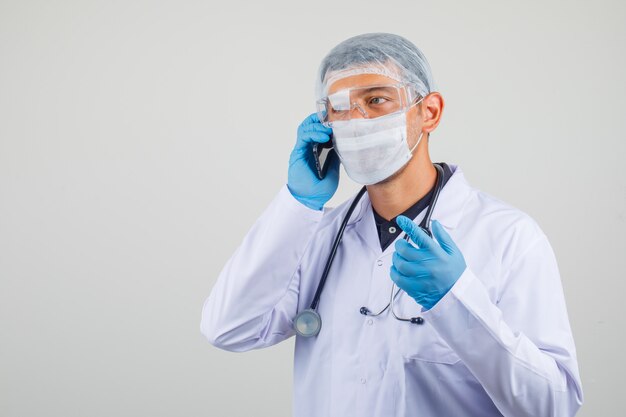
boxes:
[353,163,472,259]
[353,194,383,257]
[428,163,472,231]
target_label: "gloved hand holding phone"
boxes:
[287,113,340,211]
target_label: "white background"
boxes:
[1,0,624,415]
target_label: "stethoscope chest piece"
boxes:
[294,308,322,337]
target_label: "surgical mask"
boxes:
[330,99,424,185]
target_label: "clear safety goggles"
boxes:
[316,83,422,127]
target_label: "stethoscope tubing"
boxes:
[309,185,367,310]
[298,163,445,336]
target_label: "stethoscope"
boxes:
[293,163,445,337]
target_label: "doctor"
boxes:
[201,33,583,417]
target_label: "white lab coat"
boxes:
[200,164,583,417]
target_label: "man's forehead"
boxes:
[327,73,399,95]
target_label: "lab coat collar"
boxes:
[350,163,473,256]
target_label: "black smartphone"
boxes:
[312,139,336,180]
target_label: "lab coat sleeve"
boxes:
[422,235,584,417]
[200,184,324,352]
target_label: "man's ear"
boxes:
[421,92,444,135]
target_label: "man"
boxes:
[201,32,583,416]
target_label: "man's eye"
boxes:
[369,97,388,105]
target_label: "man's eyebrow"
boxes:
[357,86,396,94]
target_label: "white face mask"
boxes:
[330,101,424,185]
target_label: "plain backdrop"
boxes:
[1,0,624,416]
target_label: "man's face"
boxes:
[326,73,424,151]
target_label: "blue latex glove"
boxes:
[390,216,467,310]
[287,113,340,210]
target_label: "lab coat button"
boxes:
[376,260,383,266]
[360,377,367,384]
[367,319,373,326]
